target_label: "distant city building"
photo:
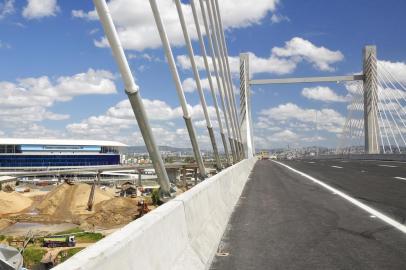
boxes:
[0,138,127,168]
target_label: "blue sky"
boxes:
[0,0,406,150]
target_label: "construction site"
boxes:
[0,166,204,269]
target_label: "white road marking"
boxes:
[379,164,397,168]
[308,162,315,164]
[331,165,343,169]
[394,177,406,181]
[273,160,406,234]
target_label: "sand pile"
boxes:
[83,197,139,228]
[0,191,33,215]
[36,183,113,221]
[0,219,14,231]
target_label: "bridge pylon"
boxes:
[363,45,380,154]
[239,53,255,158]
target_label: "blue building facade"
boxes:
[0,139,126,168]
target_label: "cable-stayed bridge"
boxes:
[53,0,406,269]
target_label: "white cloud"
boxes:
[73,0,279,51]
[177,51,296,76]
[0,69,116,128]
[106,99,183,121]
[0,0,14,19]
[378,60,406,84]
[270,13,289,24]
[259,103,345,133]
[66,98,221,147]
[302,86,348,102]
[182,77,216,93]
[268,129,298,142]
[128,53,162,62]
[11,124,63,139]
[378,86,406,101]
[272,37,344,71]
[177,37,344,76]
[22,0,59,19]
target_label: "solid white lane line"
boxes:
[394,177,406,181]
[331,166,343,169]
[273,160,406,234]
[379,164,397,168]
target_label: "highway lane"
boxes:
[210,160,406,270]
[283,159,406,223]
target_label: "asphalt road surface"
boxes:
[210,159,406,270]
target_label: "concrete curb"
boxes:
[53,157,257,270]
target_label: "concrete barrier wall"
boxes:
[54,157,257,270]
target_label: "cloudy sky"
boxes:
[0,0,406,150]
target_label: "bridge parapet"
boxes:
[53,158,257,270]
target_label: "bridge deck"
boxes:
[210,160,406,270]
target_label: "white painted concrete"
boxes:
[53,158,257,270]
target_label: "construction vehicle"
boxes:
[43,235,76,248]
[136,200,150,218]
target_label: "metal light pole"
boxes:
[173,0,222,170]
[93,0,171,195]
[198,0,237,163]
[149,0,207,178]
[212,0,245,159]
[190,0,231,166]
[206,0,241,160]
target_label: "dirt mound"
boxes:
[83,197,139,228]
[0,219,14,231]
[0,191,33,215]
[36,183,113,221]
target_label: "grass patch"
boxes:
[55,227,84,235]
[75,232,104,243]
[0,235,5,241]
[23,247,47,268]
[59,247,85,263]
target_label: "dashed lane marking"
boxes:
[394,177,406,181]
[331,165,343,169]
[273,160,406,234]
[379,164,398,168]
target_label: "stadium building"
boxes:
[0,139,127,168]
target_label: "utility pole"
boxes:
[93,0,171,195]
